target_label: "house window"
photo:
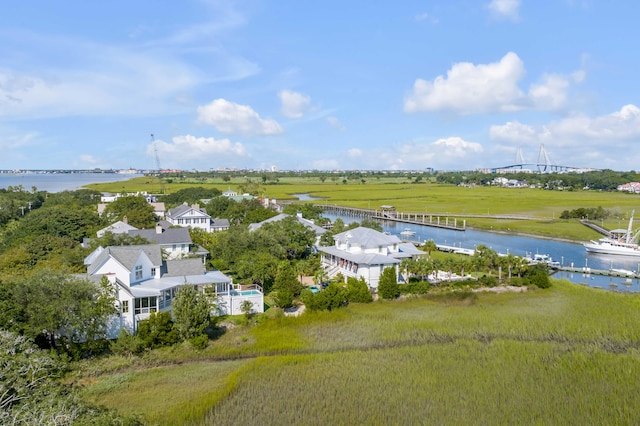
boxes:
[134,297,157,314]
[122,300,129,313]
[134,265,143,280]
[172,244,176,251]
[151,267,156,277]
[181,244,186,251]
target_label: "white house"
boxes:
[317,227,424,289]
[128,223,197,260]
[84,244,263,337]
[166,202,213,232]
[96,219,138,237]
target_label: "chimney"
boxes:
[156,223,163,234]
[123,216,128,224]
[192,203,200,210]
[297,211,303,218]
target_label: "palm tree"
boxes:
[423,239,437,255]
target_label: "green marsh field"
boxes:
[79,281,640,425]
[88,175,640,241]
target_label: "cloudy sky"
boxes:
[1,0,639,171]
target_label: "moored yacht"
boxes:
[584,211,640,257]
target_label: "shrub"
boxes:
[110,329,144,356]
[528,270,552,289]
[346,277,373,303]
[304,283,349,311]
[136,312,179,349]
[479,275,498,288]
[399,281,431,295]
[189,334,209,351]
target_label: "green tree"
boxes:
[160,187,221,207]
[423,239,437,255]
[272,262,304,308]
[359,218,383,232]
[172,285,211,340]
[6,270,116,350]
[346,276,373,303]
[378,267,400,299]
[103,196,156,229]
[0,330,140,424]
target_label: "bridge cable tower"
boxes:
[515,147,525,166]
[537,143,551,172]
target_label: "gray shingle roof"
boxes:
[317,246,401,265]
[96,220,138,237]
[87,244,163,275]
[128,227,192,245]
[333,227,401,248]
[167,203,211,219]
[164,258,205,277]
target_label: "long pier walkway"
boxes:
[550,265,639,279]
[318,204,465,231]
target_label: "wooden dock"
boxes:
[550,265,639,279]
[317,204,465,231]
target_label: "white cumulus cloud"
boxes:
[148,134,249,168]
[487,0,521,21]
[278,90,311,118]
[197,99,283,136]
[404,52,526,114]
[405,52,584,115]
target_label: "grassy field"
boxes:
[79,281,640,425]
[86,175,640,241]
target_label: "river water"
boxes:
[0,173,142,193]
[322,212,640,293]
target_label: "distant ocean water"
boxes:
[0,173,142,193]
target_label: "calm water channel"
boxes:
[0,173,142,193]
[322,211,640,293]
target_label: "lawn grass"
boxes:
[79,280,640,424]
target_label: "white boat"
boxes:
[400,228,416,237]
[584,211,640,257]
[531,253,560,267]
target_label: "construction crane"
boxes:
[151,133,162,173]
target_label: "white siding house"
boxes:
[85,244,263,337]
[318,227,424,289]
[166,202,213,232]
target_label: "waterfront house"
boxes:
[317,227,424,289]
[85,244,263,337]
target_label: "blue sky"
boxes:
[1,0,639,171]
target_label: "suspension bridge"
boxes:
[491,144,598,173]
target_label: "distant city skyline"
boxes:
[1,1,640,171]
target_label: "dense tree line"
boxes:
[435,169,639,191]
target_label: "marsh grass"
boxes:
[79,280,640,424]
[86,177,640,240]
